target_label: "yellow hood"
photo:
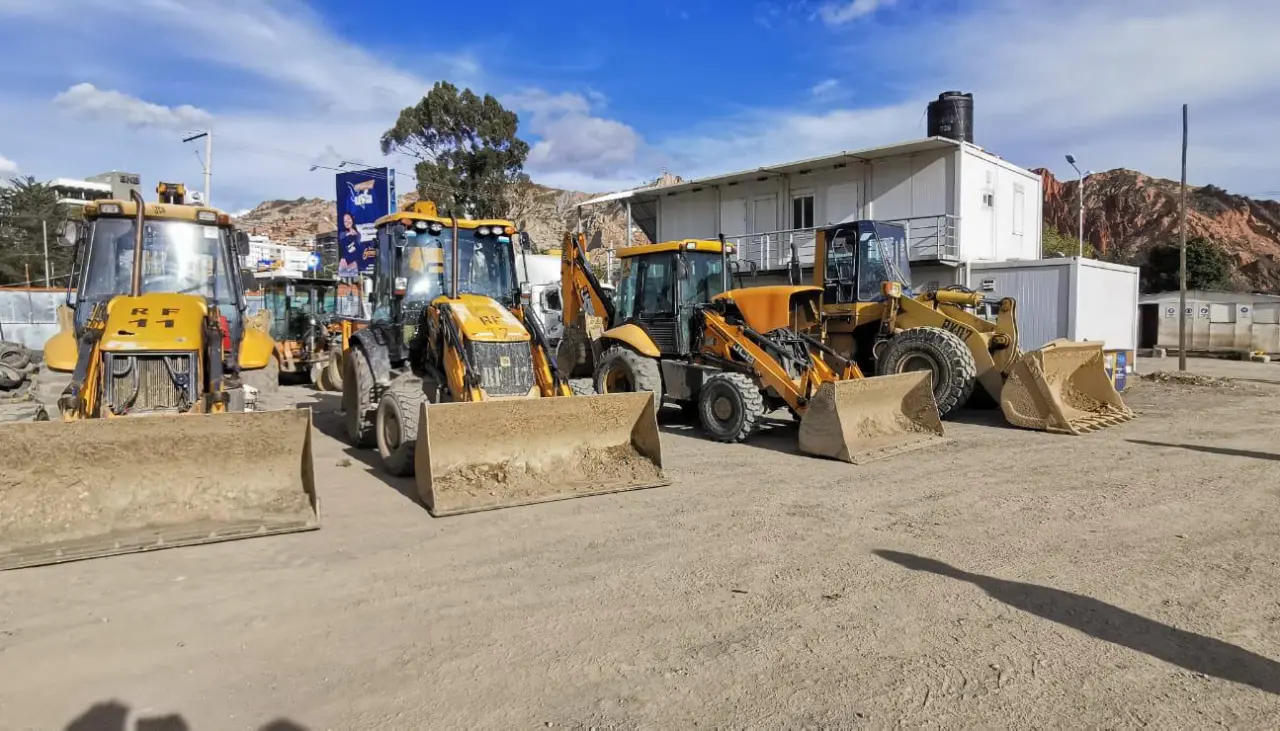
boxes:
[100,293,209,352]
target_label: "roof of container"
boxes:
[578,137,965,207]
[47,178,113,192]
[1140,289,1280,303]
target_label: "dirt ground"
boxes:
[3,357,1280,729]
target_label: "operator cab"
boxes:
[370,204,520,325]
[611,240,740,356]
[66,182,248,340]
[818,221,912,305]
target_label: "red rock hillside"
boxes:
[1034,168,1280,292]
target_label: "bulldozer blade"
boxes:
[415,392,667,516]
[798,372,946,464]
[0,409,318,571]
[1000,339,1135,435]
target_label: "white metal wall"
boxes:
[969,259,1139,352]
[958,148,1043,264]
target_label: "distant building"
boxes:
[46,178,113,208]
[242,235,318,275]
[1139,289,1280,354]
[86,171,142,201]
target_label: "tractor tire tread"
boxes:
[377,374,424,477]
[878,326,976,418]
[343,348,377,448]
[698,371,765,443]
[594,345,663,394]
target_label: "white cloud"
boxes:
[506,89,646,186]
[810,79,841,98]
[54,83,213,131]
[819,0,896,25]
[0,155,17,175]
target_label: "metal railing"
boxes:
[721,214,960,272]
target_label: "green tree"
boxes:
[1141,236,1233,293]
[0,176,73,286]
[380,81,530,219]
[1041,224,1096,258]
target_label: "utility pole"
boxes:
[1178,104,1189,372]
[183,130,212,205]
[41,219,49,286]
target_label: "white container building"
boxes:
[599,136,1044,290]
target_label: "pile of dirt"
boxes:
[1138,371,1239,389]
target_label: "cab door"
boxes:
[632,252,680,355]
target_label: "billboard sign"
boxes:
[335,167,395,278]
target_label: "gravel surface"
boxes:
[3,358,1280,729]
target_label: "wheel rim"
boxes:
[711,394,735,422]
[899,353,939,375]
[604,367,633,393]
[381,404,402,452]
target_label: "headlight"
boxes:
[99,203,121,215]
[196,210,217,222]
[477,226,490,236]
[428,222,444,234]
[415,220,428,231]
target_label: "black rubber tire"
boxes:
[594,346,662,395]
[0,364,22,390]
[323,349,344,392]
[342,348,377,448]
[697,372,765,443]
[0,341,31,370]
[569,379,596,396]
[376,375,424,477]
[876,326,977,418]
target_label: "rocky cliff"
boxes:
[1036,168,1280,292]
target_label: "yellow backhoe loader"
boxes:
[561,233,944,463]
[810,221,1132,434]
[340,202,665,516]
[0,186,318,571]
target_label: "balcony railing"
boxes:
[721,214,960,272]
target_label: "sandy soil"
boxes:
[3,357,1280,729]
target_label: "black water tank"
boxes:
[927,91,974,144]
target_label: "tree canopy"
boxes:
[1141,236,1233,293]
[0,177,73,286]
[380,81,530,219]
[1042,224,1096,259]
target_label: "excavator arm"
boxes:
[557,232,615,378]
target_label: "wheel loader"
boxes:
[810,220,1133,434]
[256,273,343,388]
[559,233,945,463]
[0,186,318,571]
[340,201,665,516]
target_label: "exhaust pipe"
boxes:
[129,189,146,297]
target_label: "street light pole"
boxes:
[183,130,212,205]
[1065,154,1085,257]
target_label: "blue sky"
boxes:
[0,0,1274,212]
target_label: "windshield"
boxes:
[682,251,727,306]
[81,217,237,305]
[399,229,516,305]
[856,223,911,300]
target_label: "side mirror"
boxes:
[519,281,533,303]
[57,219,82,248]
[232,230,250,256]
[519,232,534,253]
[362,277,373,296]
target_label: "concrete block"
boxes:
[1151,347,1167,358]
[1249,353,1271,363]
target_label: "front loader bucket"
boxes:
[0,409,318,571]
[415,392,667,516]
[1000,339,1134,435]
[798,372,946,464]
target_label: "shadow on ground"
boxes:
[874,549,1280,695]
[294,392,426,510]
[1127,439,1280,462]
[65,700,305,731]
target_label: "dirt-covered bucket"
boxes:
[0,409,318,570]
[797,371,946,464]
[1000,339,1134,435]
[415,391,667,516]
